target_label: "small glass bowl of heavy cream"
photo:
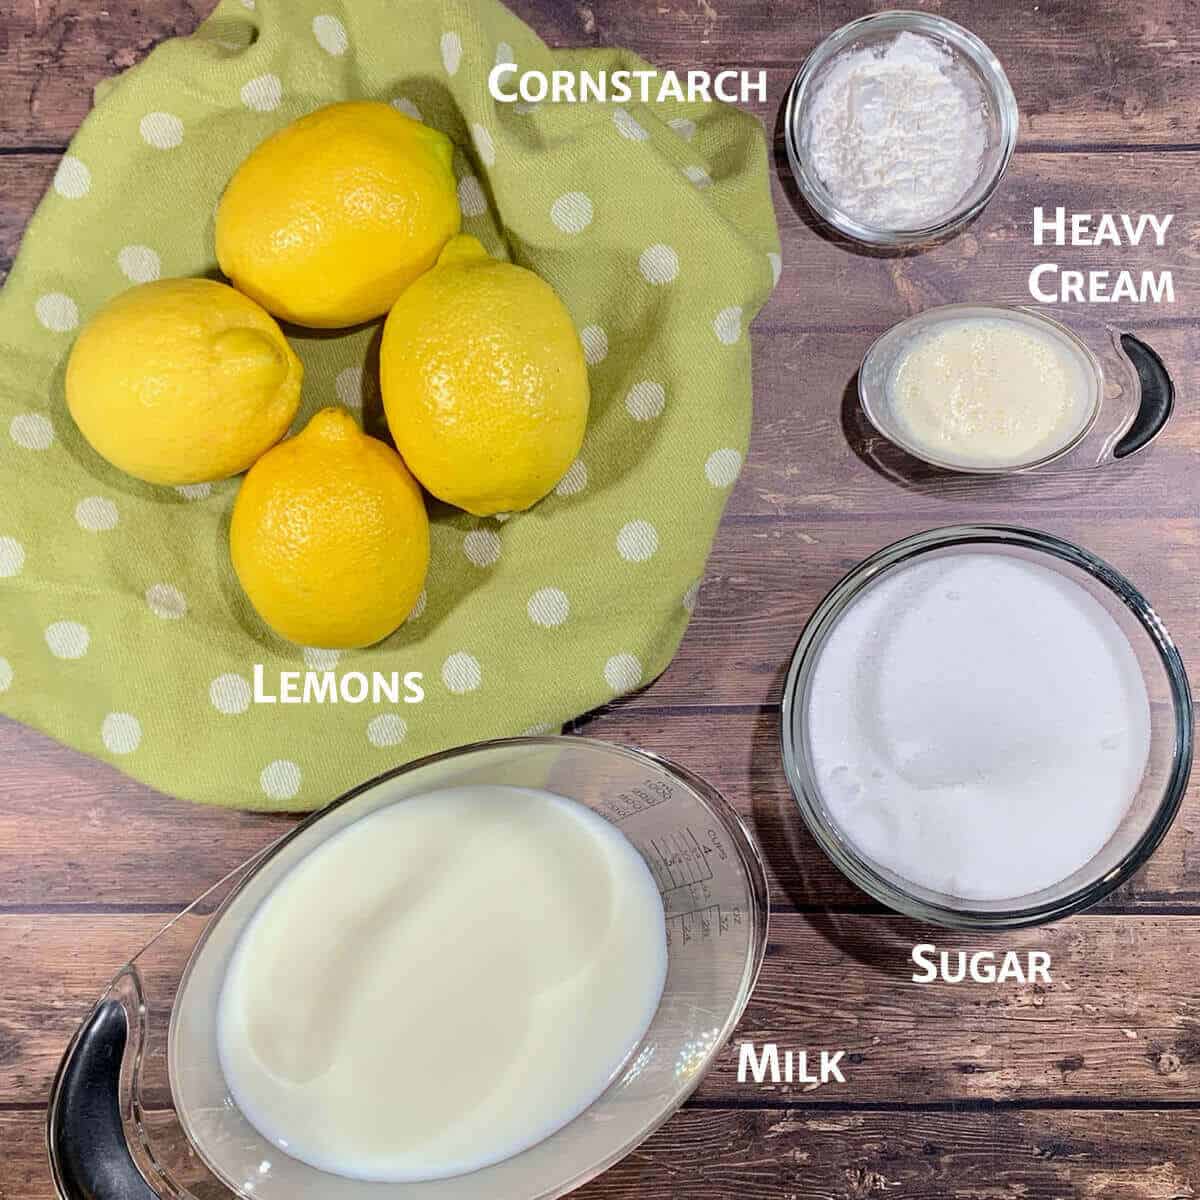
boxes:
[859,304,1108,473]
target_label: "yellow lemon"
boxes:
[66,278,301,486]
[230,408,429,649]
[380,235,590,516]
[216,101,461,328]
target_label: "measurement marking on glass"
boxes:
[665,903,741,947]
[600,780,674,822]
[646,827,715,893]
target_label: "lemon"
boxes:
[230,408,429,649]
[66,278,302,486]
[216,101,461,328]
[380,235,590,516]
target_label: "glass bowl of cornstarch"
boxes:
[784,11,1019,246]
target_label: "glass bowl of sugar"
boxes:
[784,11,1019,246]
[780,526,1192,929]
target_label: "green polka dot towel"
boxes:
[0,0,780,809]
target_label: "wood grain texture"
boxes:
[3,1107,1198,1200]
[4,0,1200,1196]
[0,0,599,148]
[598,0,1200,147]
[4,0,1199,149]
[5,690,1200,917]
[5,913,1200,1108]
[6,149,1197,318]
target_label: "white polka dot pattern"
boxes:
[705,448,743,487]
[527,587,569,627]
[261,759,302,801]
[442,652,482,693]
[35,294,78,332]
[463,529,501,567]
[101,712,141,754]
[139,112,184,149]
[457,175,487,217]
[10,413,54,449]
[713,306,743,345]
[472,123,496,167]
[312,14,348,55]
[75,497,118,532]
[241,74,282,111]
[625,381,665,421]
[617,520,659,562]
[441,31,463,74]
[45,621,89,660]
[53,156,91,199]
[638,244,679,285]
[0,537,25,577]
[211,673,252,714]
[554,459,588,496]
[550,192,593,233]
[146,584,187,620]
[118,245,161,283]
[604,653,642,693]
[367,713,407,747]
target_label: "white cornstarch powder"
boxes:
[802,32,988,230]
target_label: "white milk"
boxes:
[805,553,1151,901]
[888,316,1093,468]
[217,786,668,1182]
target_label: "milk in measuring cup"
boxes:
[217,785,668,1182]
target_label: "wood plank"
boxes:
[3,507,1198,915]
[651,514,1200,709]
[0,154,54,283]
[731,326,1200,521]
[6,912,1200,1107]
[4,1,1198,150]
[0,717,295,909]
[5,138,1197,327]
[597,0,1200,148]
[0,0,212,150]
[580,705,1200,914]
[6,653,1200,917]
[764,152,1197,333]
[0,0,599,150]
[5,1105,1200,1200]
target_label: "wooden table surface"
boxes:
[3,2,1199,1196]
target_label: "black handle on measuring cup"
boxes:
[47,999,158,1200]
[1113,333,1175,459]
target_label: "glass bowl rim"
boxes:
[858,303,1106,474]
[167,734,771,1200]
[779,524,1193,930]
[783,10,1020,246]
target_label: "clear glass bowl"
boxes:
[857,303,1179,474]
[784,11,1019,246]
[780,526,1192,929]
[48,737,769,1200]
[859,304,1104,472]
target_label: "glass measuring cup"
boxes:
[47,737,769,1200]
[856,303,1175,474]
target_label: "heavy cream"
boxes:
[805,552,1152,901]
[886,315,1094,469]
[217,785,668,1182]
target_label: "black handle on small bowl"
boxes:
[1113,333,1175,459]
[47,999,159,1200]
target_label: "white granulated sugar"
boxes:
[805,553,1152,902]
[803,32,988,230]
